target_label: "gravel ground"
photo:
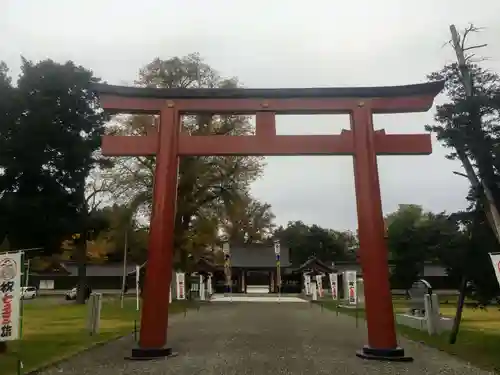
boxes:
[39,302,492,375]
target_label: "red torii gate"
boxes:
[93,81,444,362]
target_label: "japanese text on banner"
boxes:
[345,270,357,305]
[176,272,186,300]
[329,273,338,300]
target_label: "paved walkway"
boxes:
[211,294,306,302]
[40,303,491,375]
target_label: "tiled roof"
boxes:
[60,262,138,277]
[295,257,334,273]
[229,244,290,268]
[92,81,445,100]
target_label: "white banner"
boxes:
[489,253,500,287]
[176,272,186,300]
[345,270,357,305]
[311,280,317,300]
[345,271,358,305]
[207,274,213,296]
[0,252,22,341]
[315,274,324,297]
[304,274,311,295]
[169,273,173,304]
[199,274,205,301]
[329,273,338,300]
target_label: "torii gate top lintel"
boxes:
[94,81,444,158]
[92,81,444,115]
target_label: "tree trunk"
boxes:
[76,238,87,304]
[449,275,468,344]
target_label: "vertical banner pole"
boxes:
[24,259,30,288]
[134,319,137,342]
[274,240,281,302]
[223,242,231,302]
[355,291,359,328]
[120,231,128,309]
[135,265,140,311]
[18,251,25,375]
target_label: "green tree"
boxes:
[443,209,499,304]
[223,194,276,244]
[0,58,106,303]
[386,204,462,290]
[274,221,354,266]
[106,53,264,270]
[0,62,17,250]
[92,201,149,264]
[425,27,500,302]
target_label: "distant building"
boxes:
[30,261,138,290]
[212,243,294,294]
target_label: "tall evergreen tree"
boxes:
[0,58,106,302]
[426,27,500,302]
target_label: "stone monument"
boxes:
[396,279,454,335]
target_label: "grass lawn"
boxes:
[319,298,500,373]
[0,296,194,375]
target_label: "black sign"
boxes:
[408,279,432,315]
[0,281,14,293]
[0,324,12,338]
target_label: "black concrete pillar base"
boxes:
[356,346,413,362]
[125,347,177,361]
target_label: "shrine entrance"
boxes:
[245,270,271,294]
[93,81,443,362]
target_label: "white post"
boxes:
[87,293,103,335]
[424,294,436,335]
[430,293,441,333]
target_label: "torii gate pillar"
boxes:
[93,80,444,362]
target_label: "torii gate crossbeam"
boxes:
[93,80,444,362]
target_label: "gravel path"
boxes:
[39,302,492,375]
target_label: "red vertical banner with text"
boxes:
[0,252,22,341]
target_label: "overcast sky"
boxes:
[2,0,500,231]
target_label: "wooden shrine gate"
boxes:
[93,81,444,361]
